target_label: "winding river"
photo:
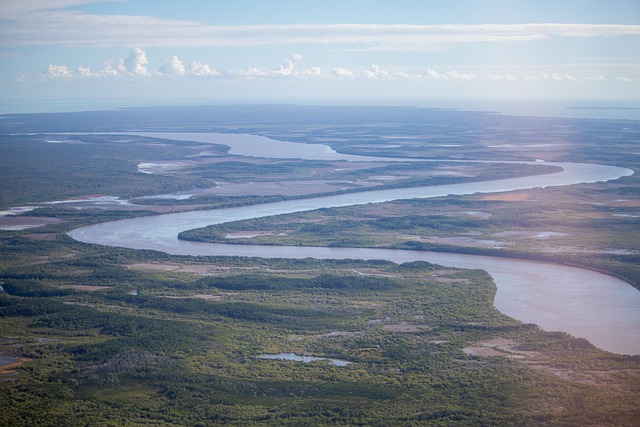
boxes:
[68,132,640,355]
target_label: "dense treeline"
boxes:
[194,273,403,291]
[0,134,212,206]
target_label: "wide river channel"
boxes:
[68,132,640,355]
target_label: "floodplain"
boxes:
[1,105,639,426]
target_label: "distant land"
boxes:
[567,106,640,110]
[2,98,640,120]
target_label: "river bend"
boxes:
[67,132,639,354]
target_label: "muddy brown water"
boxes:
[67,132,639,354]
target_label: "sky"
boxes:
[1,0,639,108]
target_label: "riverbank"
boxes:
[67,152,638,354]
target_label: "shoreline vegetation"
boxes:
[179,230,640,291]
[177,182,640,290]
[1,105,639,425]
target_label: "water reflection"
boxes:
[257,353,350,366]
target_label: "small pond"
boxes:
[257,353,350,366]
[0,356,19,367]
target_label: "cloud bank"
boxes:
[32,48,638,84]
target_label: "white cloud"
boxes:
[424,68,477,80]
[486,73,517,81]
[237,66,270,79]
[31,49,636,88]
[160,56,186,76]
[425,68,441,79]
[122,48,149,76]
[37,48,153,80]
[544,73,577,81]
[77,65,93,77]
[189,61,221,78]
[274,54,303,77]
[445,70,477,80]
[44,64,73,78]
[231,54,323,80]
[361,64,393,80]
[584,74,605,81]
[299,66,322,79]
[97,48,150,77]
[394,71,423,80]
[332,67,354,79]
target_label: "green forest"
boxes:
[2,236,639,426]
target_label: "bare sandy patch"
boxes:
[352,268,397,278]
[201,180,381,197]
[0,357,31,375]
[144,204,212,214]
[610,200,640,207]
[480,192,531,202]
[224,231,285,239]
[28,252,77,265]
[412,235,509,249]
[383,322,425,333]
[129,263,182,272]
[162,294,226,300]
[128,262,274,276]
[0,216,63,231]
[463,338,539,359]
[182,265,232,275]
[428,270,472,284]
[289,331,363,341]
[462,338,640,392]
[589,196,640,208]
[493,231,568,239]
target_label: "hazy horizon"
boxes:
[2,97,639,122]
